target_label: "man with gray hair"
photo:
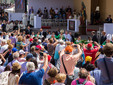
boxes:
[7,52,20,69]
[26,62,35,72]
[19,53,48,85]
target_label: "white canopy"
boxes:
[5,6,15,13]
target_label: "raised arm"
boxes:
[0,54,6,64]
[42,53,48,72]
[73,44,82,60]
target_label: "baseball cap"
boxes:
[48,55,52,62]
[19,50,25,55]
[26,53,34,60]
[85,56,92,62]
[87,43,92,48]
[12,48,18,52]
[65,46,73,54]
[36,45,42,50]
[29,38,33,42]
[12,62,21,70]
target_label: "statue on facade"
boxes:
[79,2,87,35]
[80,2,86,25]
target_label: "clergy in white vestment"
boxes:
[6,23,10,31]
[67,32,72,42]
[22,12,28,26]
[9,22,14,30]
[63,31,69,41]
[30,12,34,26]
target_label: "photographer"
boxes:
[60,44,82,85]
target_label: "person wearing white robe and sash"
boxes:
[22,12,28,27]
[30,12,34,26]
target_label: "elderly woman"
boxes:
[8,62,21,85]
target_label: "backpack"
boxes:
[76,80,87,85]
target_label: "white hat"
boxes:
[19,50,25,55]
[58,39,64,44]
[38,39,41,43]
[107,34,111,41]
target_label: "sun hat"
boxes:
[12,62,21,70]
[19,50,25,55]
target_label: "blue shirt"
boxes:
[90,68,101,85]
[19,68,44,85]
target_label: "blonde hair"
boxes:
[18,36,23,42]
[55,73,66,82]
[7,40,11,45]
[8,44,13,49]
[66,41,71,46]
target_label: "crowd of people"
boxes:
[29,6,78,19]
[0,22,112,85]
[0,20,26,32]
[0,3,11,21]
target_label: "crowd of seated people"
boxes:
[0,3,11,21]
[0,20,25,32]
[30,6,77,19]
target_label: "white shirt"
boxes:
[10,23,14,29]
[46,34,51,39]
[20,62,27,74]
[55,9,59,14]
[8,60,21,70]
[55,44,60,51]
[0,44,8,53]
[0,66,5,73]
[31,35,34,38]
[6,24,10,31]
[52,83,65,85]
[67,34,72,41]
[58,44,65,52]
[63,34,68,41]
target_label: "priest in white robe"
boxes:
[22,12,28,26]
[30,12,34,26]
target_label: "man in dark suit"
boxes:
[40,28,47,38]
[29,6,34,15]
[2,20,6,32]
[100,31,107,45]
[26,25,32,35]
[106,15,112,23]
[55,28,60,36]
[91,31,98,42]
